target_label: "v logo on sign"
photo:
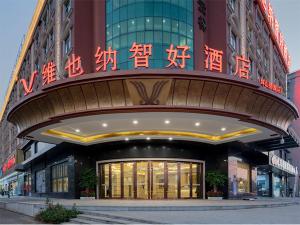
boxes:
[20,71,38,96]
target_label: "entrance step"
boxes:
[80,211,163,224]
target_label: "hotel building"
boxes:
[0,0,298,199]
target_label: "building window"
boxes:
[64,0,71,16]
[230,31,237,51]
[249,58,254,75]
[34,61,40,72]
[51,162,68,193]
[24,148,31,160]
[49,30,54,47]
[64,33,71,55]
[229,0,236,11]
[257,47,262,59]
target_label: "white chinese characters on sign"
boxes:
[271,155,298,175]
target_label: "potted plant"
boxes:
[79,168,97,200]
[206,170,227,200]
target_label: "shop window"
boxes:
[237,161,250,193]
[51,162,68,193]
[36,169,46,193]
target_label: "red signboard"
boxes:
[257,0,291,71]
[19,43,283,97]
[2,155,16,174]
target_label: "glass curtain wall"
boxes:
[106,0,194,70]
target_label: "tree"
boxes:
[79,168,97,196]
[206,170,227,192]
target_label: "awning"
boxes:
[250,128,300,151]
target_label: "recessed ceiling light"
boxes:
[164,120,170,124]
[195,122,200,127]
[75,129,80,133]
[146,137,151,140]
[125,137,129,141]
[133,120,138,125]
[221,127,227,132]
[102,123,108,127]
[168,137,173,141]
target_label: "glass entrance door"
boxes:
[99,160,204,199]
[151,162,165,199]
[137,162,149,199]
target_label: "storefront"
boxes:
[0,172,25,196]
[257,154,298,197]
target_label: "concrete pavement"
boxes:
[98,204,300,224]
[0,208,37,224]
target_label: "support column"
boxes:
[240,0,247,56]
[54,0,63,79]
[269,38,274,82]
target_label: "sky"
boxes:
[0,0,299,109]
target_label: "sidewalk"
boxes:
[0,196,299,217]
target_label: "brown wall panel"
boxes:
[258,98,273,122]
[108,80,126,107]
[123,80,133,106]
[166,80,175,106]
[250,95,267,118]
[212,83,231,110]
[172,80,190,106]
[200,81,218,108]
[57,88,75,113]
[187,80,204,107]
[94,81,112,108]
[265,101,280,124]
[224,86,243,112]
[47,91,65,115]
[81,83,99,109]
[69,86,87,111]
[235,89,253,114]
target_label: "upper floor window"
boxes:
[49,30,54,47]
[229,0,236,11]
[64,0,71,16]
[64,33,71,55]
[230,31,237,51]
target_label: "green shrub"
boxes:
[36,202,80,224]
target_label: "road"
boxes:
[0,208,37,224]
[102,204,300,224]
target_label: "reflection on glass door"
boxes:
[152,162,165,199]
[192,164,201,198]
[111,163,121,198]
[137,162,148,199]
[99,164,109,198]
[167,163,178,199]
[123,162,134,198]
[181,163,191,198]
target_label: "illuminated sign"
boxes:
[19,43,282,96]
[2,155,16,174]
[271,155,298,175]
[259,78,283,94]
[257,0,291,70]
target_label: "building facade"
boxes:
[0,0,298,199]
[287,70,300,196]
